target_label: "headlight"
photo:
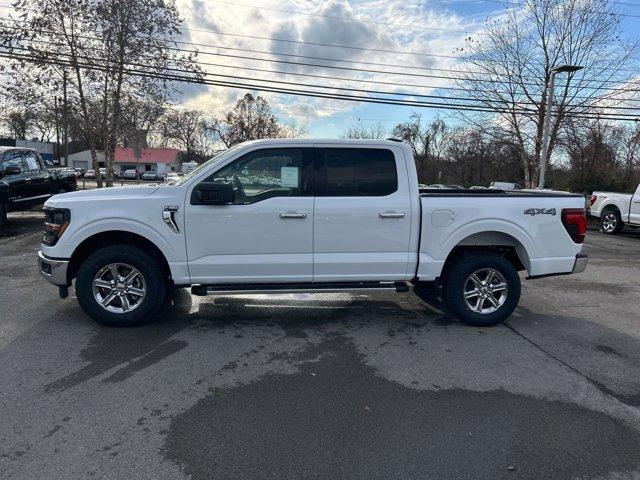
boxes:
[43,208,71,246]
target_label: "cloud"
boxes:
[172,0,493,131]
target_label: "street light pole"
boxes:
[538,64,583,190]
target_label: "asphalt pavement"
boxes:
[1,211,639,480]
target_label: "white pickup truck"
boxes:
[588,184,640,234]
[38,139,588,327]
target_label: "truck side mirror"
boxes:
[191,181,235,205]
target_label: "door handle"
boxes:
[280,212,307,219]
[379,212,405,219]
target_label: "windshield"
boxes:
[173,146,241,186]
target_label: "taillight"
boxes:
[561,208,586,244]
[43,208,71,246]
[588,195,597,206]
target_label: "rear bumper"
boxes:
[572,253,588,274]
[527,254,588,279]
[38,250,70,286]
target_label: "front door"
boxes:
[0,150,29,206]
[185,147,315,284]
[630,184,640,224]
[313,146,413,282]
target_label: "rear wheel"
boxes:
[443,252,521,327]
[601,209,623,234]
[75,244,167,327]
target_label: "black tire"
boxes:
[443,252,521,327]
[75,244,167,327]
[0,202,7,229]
[601,209,623,234]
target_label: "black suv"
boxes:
[0,147,77,228]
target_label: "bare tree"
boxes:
[206,94,304,147]
[342,123,387,139]
[457,0,638,187]
[1,109,31,139]
[1,0,200,186]
[561,118,626,193]
[392,113,451,183]
[621,126,640,192]
[159,109,215,162]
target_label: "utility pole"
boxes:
[538,64,583,189]
[54,97,60,165]
[63,70,69,167]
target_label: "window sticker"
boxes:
[280,166,299,188]
[25,155,39,171]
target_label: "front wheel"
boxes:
[75,244,167,327]
[0,202,7,229]
[443,252,521,327]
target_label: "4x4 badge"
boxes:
[524,208,556,216]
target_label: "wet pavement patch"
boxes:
[163,334,640,480]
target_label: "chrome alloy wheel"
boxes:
[602,212,617,233]
[463,268,508,314]
[92,263,147,313]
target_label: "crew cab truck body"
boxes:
[588,184,640,234]
[0,147,77,228]
[37,139,588,327]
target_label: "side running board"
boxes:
[191,281,410,296]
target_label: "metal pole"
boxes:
[63,71,69,167]
[538,71,556,190]
[54,97,60,165]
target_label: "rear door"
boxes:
[22,150,53,200]
[313,145,413,282]
[629,184,640,224]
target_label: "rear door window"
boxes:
[318,148,397,196]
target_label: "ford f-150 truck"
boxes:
[37,139,588,327]
[588,184,640,234]
[1,147,77,228]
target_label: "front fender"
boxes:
[42,217,179,262]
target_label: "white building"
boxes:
[68,147,181,175]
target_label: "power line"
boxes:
[2,11,640,81]
[164,35,640,86]
[3,13,638,84]
[0,48,533,113]
[5,33,640,109]
[3,17,637,93]
[2,49,638,121]
[7,38,640,109]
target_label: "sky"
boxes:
[1,0,639,138]
[173,0,505,137]
[167,0,640,138]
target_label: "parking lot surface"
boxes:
[1,211,639,479]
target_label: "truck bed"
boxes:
[416,189,586,281]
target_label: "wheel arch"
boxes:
[67,230,172,284]
[441,231,530,278]
[601,203,621,215]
